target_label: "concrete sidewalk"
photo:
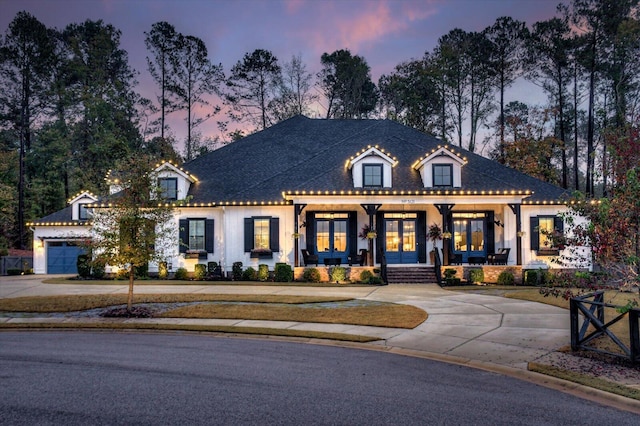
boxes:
[0,275,569,370]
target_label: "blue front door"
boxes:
[315,216,349,264]
[452,218,486,262]
[384,217,418,264]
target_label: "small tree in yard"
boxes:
[549,126,640,302]
[90,156,176,312]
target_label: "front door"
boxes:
[452,214,486,262]
[315,213,349,264]
[384,213,418,264]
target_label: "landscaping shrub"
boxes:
[232,262,243,281]
[368,276,383,285]
[469,268,484,284]
[497,269,515,286]
[242,266,257,281]
[174,267,189,280]
[258,264,270,281]
[194,263,207,280]
[0,248,8,257]
[525,270,538,286]
[444,268,457,279]
[77,254,91,278]
[207,261,218,275]
[274,263,293,282]
[330,266,347,282]
[302,267,321,283]
[91,262,105,279]
[135,263,149,279]
[359,270,374,283]
[7,269,22,276]
[158,262,169,280]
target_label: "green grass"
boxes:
[528,362,640,401]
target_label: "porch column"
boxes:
[435,204,455,266]
[360,204,382,266]
[294,204,306,266]
[508,203,522,265]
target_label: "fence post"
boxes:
[630,309,640,364]
[570,297,579,351]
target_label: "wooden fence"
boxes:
[570,290,640,363]
[0,256,33,275]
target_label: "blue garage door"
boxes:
[47,242,85,274]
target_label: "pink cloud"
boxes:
[308,0,437,54]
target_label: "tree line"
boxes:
[1,0,639,250]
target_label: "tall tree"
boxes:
[526,17,572,189]
[484,17,528,162]
[145,21,180,140]
[378,54,443,135]
[466,31,496,153]
[0,12,55,249]
[271,54,317,121]
[170,34,223,161]
[62,20,141,194]
[225,48,281,132]
[436,29,471,148]
[318,49,377,119]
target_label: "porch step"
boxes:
[386,267,437,284]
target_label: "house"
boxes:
[30,116,584,280]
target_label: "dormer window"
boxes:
[158,177,178,201]
[363,164,383,188]
[79,204,92,220]
[433,164,452,187]
[413,146,467,189]
[347,145,398,188]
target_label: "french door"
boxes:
[452,214,486,262]
[384,213,418,264]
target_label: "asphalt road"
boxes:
[0,331,637,425]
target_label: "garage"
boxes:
[47,242,85,274]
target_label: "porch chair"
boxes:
[301,249,319,266]
[348,249,368,266]
[488,248,510,265]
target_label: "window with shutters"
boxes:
[179,218,214,258]
[244,217,279,258]
[530,215,564,255]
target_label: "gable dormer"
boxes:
[412,145,467,188]
[346,145,398,188]
[154,161,197,201]
[68,191,98,221]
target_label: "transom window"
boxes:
[363,164,383,187]
[254,218,270,250]
[189,219,205,251]
[158,178,178,201]
[433,164,452,187]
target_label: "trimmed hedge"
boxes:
[274,263,293,282]
[302,267,321,283]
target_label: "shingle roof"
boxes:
[183,115,569,204]
[29,205,88,225]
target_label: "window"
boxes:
[254,218,270,250]
[530,215,564,254]
[433,164,452,187]
[244,217,279,255]
[189,219,205,251]
[79,204,92,220]
[179,218,214,254]
[363,164,383,187]
[158,178,178,201]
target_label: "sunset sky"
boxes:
[1,0,567,151]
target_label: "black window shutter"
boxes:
[375,211,384,263]
[554,216,564,233]
[179,219,188,253]
[348,212,358,257]
[305,212,314,252]
[269,217,279,252]
[486,212,495,253]
[244,218,253,252]
[205,219,214,253]
[417,211,426,263]
[530,217,539,250]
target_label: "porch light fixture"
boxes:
[517,231,526,238]
[442,230,452,239]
